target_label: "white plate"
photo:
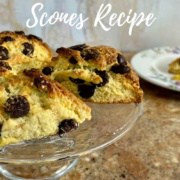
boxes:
[131,46,180,92]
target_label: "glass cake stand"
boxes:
[0,103,143,180]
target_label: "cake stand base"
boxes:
[0,158,78,180]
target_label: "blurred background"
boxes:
[0,0,179,51]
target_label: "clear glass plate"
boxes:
[0,103,143,180]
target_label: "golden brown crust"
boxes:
[54,45,118,70]
[54,47,87,67]
[0,31,52,76]
[87,45,118,69]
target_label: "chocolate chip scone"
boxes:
[0,69,91,147]
[0,31,52,76]
[46,44,143,103]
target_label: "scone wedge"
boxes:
[0,31,52,76]
[168,57,180,74]
[47,44,143,103]
[0,69,91,147]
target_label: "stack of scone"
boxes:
[0,31,143,147]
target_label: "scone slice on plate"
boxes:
[47,45,143,103]
[168,57,180,74]
[0,69,91,147]
[0,31,52,76]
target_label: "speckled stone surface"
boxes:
[0,53,179,180]
[60,53,180,180]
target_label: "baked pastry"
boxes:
[0,69,91,147]
[0,31,52,76]
[47,44,143,103]
[169,57,180,74]
[168,58,180,81]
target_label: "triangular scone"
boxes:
[0,31,52,76]
[44,44,143,103]
[0,69,91,147]
[168,58,180,74]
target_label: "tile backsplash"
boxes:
[0,0,179,51]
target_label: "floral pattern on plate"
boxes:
[150,68,180,91]
[131,46,180,92]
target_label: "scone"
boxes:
[0,69,91,147]
[45,44,143,103]
[168,57,180,81]
[169,57,180,74]
[0,31,52,76]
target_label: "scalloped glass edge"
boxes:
[0,103,143,164]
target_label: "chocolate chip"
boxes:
[111,64,130,74]
[69,56,78,65]
[121,174,126,178]
[4,95,30,118]
[58,129,65,137]
[81,49,99,61]
[42,66,54,75]
[0,46,9,60]
[23,68,38,77]
[78,84,96,98]
[22,42,34,56]
[27,34,42,41]
[0,61,12,72]
[0,36,15,44]
[56,47,63,54]
[95,70,109,87]
[69,77,85,84]
[0,124,3,137]
[58,119,79,136]
[15,31,25,35]
[69,44,88,51]
[117,54,127,65]
[34,76,52,92]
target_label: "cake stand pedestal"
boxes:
[0,158,78,180]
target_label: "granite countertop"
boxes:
[0,53,179,180]
[61,53,180,180]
